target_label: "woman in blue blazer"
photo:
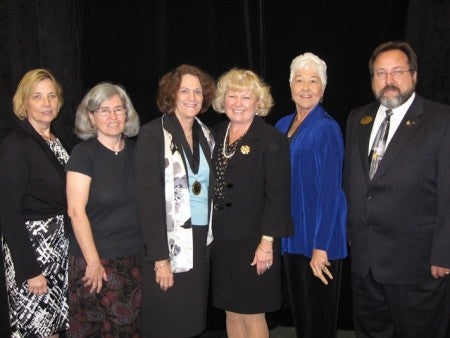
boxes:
[276,53,347,338]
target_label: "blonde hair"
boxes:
[13,68,63,120]
[212,68,274,116]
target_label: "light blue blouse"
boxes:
[276,104,347,260]
[185,146,209,226]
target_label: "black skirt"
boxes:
[141,225,210,338]
[211,208,283,314]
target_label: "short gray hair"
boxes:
[289,52,327,88]
[75,82,140,140]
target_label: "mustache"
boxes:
[381,85,400,94]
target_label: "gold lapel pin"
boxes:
[405,120,415,127]
[240,145,251,155]
[360,116,373,125]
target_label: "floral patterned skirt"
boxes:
[67,253,142,337]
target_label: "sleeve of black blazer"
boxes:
[134,120,169,262]
[0,131,42,282]
[261,126,294,237]
[432,102,450,268]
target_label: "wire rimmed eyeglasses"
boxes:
[372,69,413,79]
[91,106,128,116]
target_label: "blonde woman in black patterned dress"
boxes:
[0,69,70,337]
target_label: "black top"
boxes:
[212,117,294,239]
[66,138,142,258]
[0,119,68,282]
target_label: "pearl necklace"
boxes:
[222,123,235,159]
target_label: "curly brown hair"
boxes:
[157,64,216,115]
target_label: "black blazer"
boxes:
[0,119,67,283]
[344,94,450,284]
[134,115,214,262]
[213,117,293,240]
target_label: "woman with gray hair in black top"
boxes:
[66,82,142,337]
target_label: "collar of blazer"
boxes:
[217,116,264,166]
[20,119,66,180]
[362,95,424,182]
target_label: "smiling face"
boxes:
[224,89,258,127]
[174,74,203,122]
[89,94,126,139]
[290,67,324,114]
[26,78,60,129]
[371,49,417,109]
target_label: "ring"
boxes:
[266,263,270,269]
[446,271,450,275]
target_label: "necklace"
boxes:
[222,123,236,159]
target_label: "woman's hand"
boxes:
[154,259,174,291]
[251,239,273,275]
[83,261,108,293]
[27,273,47,295]
[310,248,333,285]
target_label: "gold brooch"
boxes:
[405,120,415,127]
[360,116,373,125]
[240,145,251,155]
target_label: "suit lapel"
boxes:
[357,105,378,180]
[371,96,424,181]
[22,120,66,180]
[225,117,262,167]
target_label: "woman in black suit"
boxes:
[134,64,216,338]
[211,68,293,338]
[0,69,69,337]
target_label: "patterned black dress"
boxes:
[2,138,70,337]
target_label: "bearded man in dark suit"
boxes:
[344,40,450,338]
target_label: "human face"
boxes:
[371,49,417,109]
[174,74,203,121]
[224,89,258,127]
[26,78,60,129]
[89,94,126,139]
[290,67,324,114]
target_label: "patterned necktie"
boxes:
[369,109,393,179]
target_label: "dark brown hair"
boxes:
[369,40,418,75]
[157,64,216,115]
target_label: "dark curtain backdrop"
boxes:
[1,0,449,336]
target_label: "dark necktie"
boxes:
[369,109,393,179]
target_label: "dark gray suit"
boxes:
[344,94,450,337]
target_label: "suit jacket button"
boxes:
[225,202,232,207]
[226,183,233,188]
[367,196,373,201]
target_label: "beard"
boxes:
[375,84,415,109]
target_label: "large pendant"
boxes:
[192,180,202,195]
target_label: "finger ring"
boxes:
[446,271,450,275]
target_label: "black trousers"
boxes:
[283,253,343,338]
[352,269,450,338]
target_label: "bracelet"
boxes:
[257,245,273,254]
[154,260,169,271]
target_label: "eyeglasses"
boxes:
[372,69,412,79]
[92,106,127,116]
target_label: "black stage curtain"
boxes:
[0,1,449,336]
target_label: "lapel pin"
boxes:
[405,120,415,127]
[240,145,251,155]
[360,116,373,125]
